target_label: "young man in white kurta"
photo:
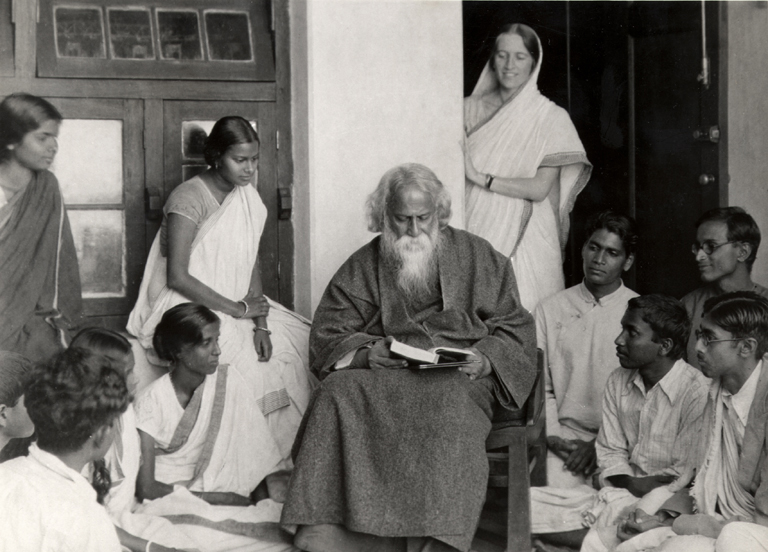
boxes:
[534,295,708,551]
[0,443,121,552]
[534,211,637,492]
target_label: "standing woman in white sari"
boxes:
[463,24,592,312]
[128,116,313,470]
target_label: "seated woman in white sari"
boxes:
[135,304,297,552]
[72,328,199,552]
[463,23,592,312]
[0,348,128,552]
[127,116,314,469]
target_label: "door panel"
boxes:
[628,2,722,297]
[48,97,145,318]
[161,101,280,301]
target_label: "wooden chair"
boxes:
[477,349,547,552]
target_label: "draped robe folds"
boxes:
[464,31,591,312]
[281,227,536,552]
[127,181,314,463]
[133,366,297,552]
[0,170,82,360]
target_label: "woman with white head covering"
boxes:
[463,23,592,312]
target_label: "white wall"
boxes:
[727,2,768,284]
[291,0,465,318]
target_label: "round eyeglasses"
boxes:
[695,330,742,348]
[691,241,738,256]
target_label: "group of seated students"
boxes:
[0,163,767,552]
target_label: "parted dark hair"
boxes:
[584,210,638,257]
[25,348,129,454]
[366,163,452,233]
[489,23,541,71]
[695,207,761,269]
[153,303,220,363]
[702,291,768,358]
[0,351,34,408]
[627,294,691,360]
[203,116,259,167]
[0,93,62,163]
[71,327,131,361]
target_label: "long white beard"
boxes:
[382,226,441,302]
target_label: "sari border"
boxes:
[190,364,229,484]
[162,514,292,543]
[157,376,207,456]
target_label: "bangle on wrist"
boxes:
[145,541,153,552]
[253,326,272,335]
[485,173,495,189]
[235,299,248,319]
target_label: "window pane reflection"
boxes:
[157,9,203,61]
[68,210,125,298]
[53,119,123,205]
[204,11,252,61]
[108,8,155,60]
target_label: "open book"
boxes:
[389,339,476,369]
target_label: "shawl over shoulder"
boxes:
[0,170,81,355]
[310,227,537,410]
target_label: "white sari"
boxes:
[464,30,592,312]
[103,370,297,552]
[127,182,314,463]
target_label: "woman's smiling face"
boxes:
[493,33,534,97]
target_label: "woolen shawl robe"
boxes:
[281,227,536,552]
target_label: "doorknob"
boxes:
[698,174,716,186]
[693,125,720,143]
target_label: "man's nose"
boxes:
[213,341,221,356]
[695,248,708,262]
[614,332,624,346]
[595,251,606,265]
[407,218,420,237]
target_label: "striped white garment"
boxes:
[596,358,709,489]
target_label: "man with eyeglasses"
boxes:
[682,207,767,370]
[609,291,768,552]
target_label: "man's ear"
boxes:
[0,404,8,429]
[737,242,753,264]
[658,337,674,358]
[623,253,635,272]
[739,337,758,359]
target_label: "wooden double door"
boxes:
[48,97,285,327]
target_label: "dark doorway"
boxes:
[463,1,724,298]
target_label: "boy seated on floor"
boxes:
[532,295,708,550]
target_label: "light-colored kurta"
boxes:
[536,281,638,441]
[0,443,121,552]
[533,360,708,536]
[597,360,709,486]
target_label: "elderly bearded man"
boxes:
[281,163,536,552]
